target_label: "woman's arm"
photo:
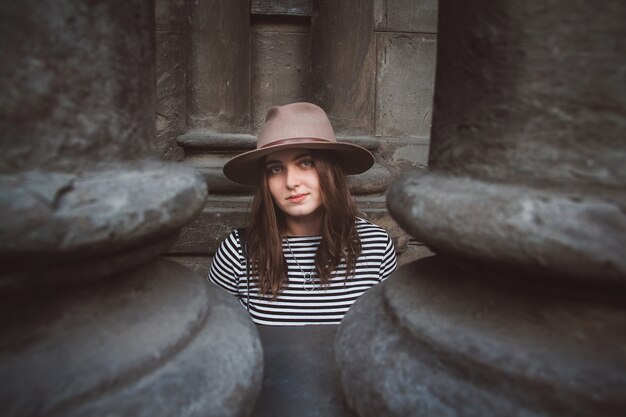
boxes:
[379,234,398,281]
[208,230,244,296]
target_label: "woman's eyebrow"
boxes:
[293,152,312,160]
[265,153,312,166]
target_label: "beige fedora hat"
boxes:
[223,102,374,185]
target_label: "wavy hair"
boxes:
[246,150,361,298]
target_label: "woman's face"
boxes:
[264,148,322,222]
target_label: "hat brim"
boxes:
[223,141,375,186]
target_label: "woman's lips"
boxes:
[287,193,307,203]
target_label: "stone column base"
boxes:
[0,258,263,417]
[336,256,626,417]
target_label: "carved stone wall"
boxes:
[336,1,626,416]
[155,0,439,273]
[0,1,262,415]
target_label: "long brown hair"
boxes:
[246,150,361,298]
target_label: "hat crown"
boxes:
[257,102,336,149]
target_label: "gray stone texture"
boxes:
[336,0,626,415]
[0,0,156,173]
[428,1,626,187]
[1,259,263,417]
[0,0,209,284]
[337,258,626,417]
[374,0,438,33]
[376,33,437,138]
[187,0,250,132]
[251,0,313,17]
[155,0,187,160]
[251,18,312,132]
[389,140,430,171]
[311,0,376,135]
[386,0,626,282]
[0,1,263,415]
[0,161,205,261]
[387,172,626,284]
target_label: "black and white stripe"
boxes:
[209,217,397,325]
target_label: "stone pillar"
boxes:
[0,1,262,416]
[186,0,250,133]
[335,1,626,416]
[311,0,376,135]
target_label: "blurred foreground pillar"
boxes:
[0,1,262,416]
[336,1,626,416]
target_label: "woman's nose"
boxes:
[285,167,300,189]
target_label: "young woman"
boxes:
[209,102,397,325]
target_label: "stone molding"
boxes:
[388,172,626,285]
[337,258,626,417]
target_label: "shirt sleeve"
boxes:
[208,230,243,296]
[379,234,398,281]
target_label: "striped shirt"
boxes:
[208,218,397,325]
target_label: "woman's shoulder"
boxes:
[355,217,392,239]
[219,228,245,251]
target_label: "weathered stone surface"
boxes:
[0,161,207,287]
[374,0,438,33]
[428,1,626,187]
[166,254,215,278]
[1,2,262,416]
[389,141,429,171]
[0,0,156,173]
[398,238,433,266]
[177,132,256,150]
[311,0,376,135]
[337,257,626,417]
[0,0,209,283]
[0,161,206,257]
[387,172,626,285]
[348,163,394,194]
[0,259,263,417]
[156,0,185,30]
[382,0,626,285]
[376,33,436,138]
[251,0,313,16]
[187,0,250,132]
[338,1,626,416]
[171,197,253,254]
[155,0,186,160]
[251,22,312,132]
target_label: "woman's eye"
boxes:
[300,159,314,168]
[267,166,282,175]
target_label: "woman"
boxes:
[209,102,397,325]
